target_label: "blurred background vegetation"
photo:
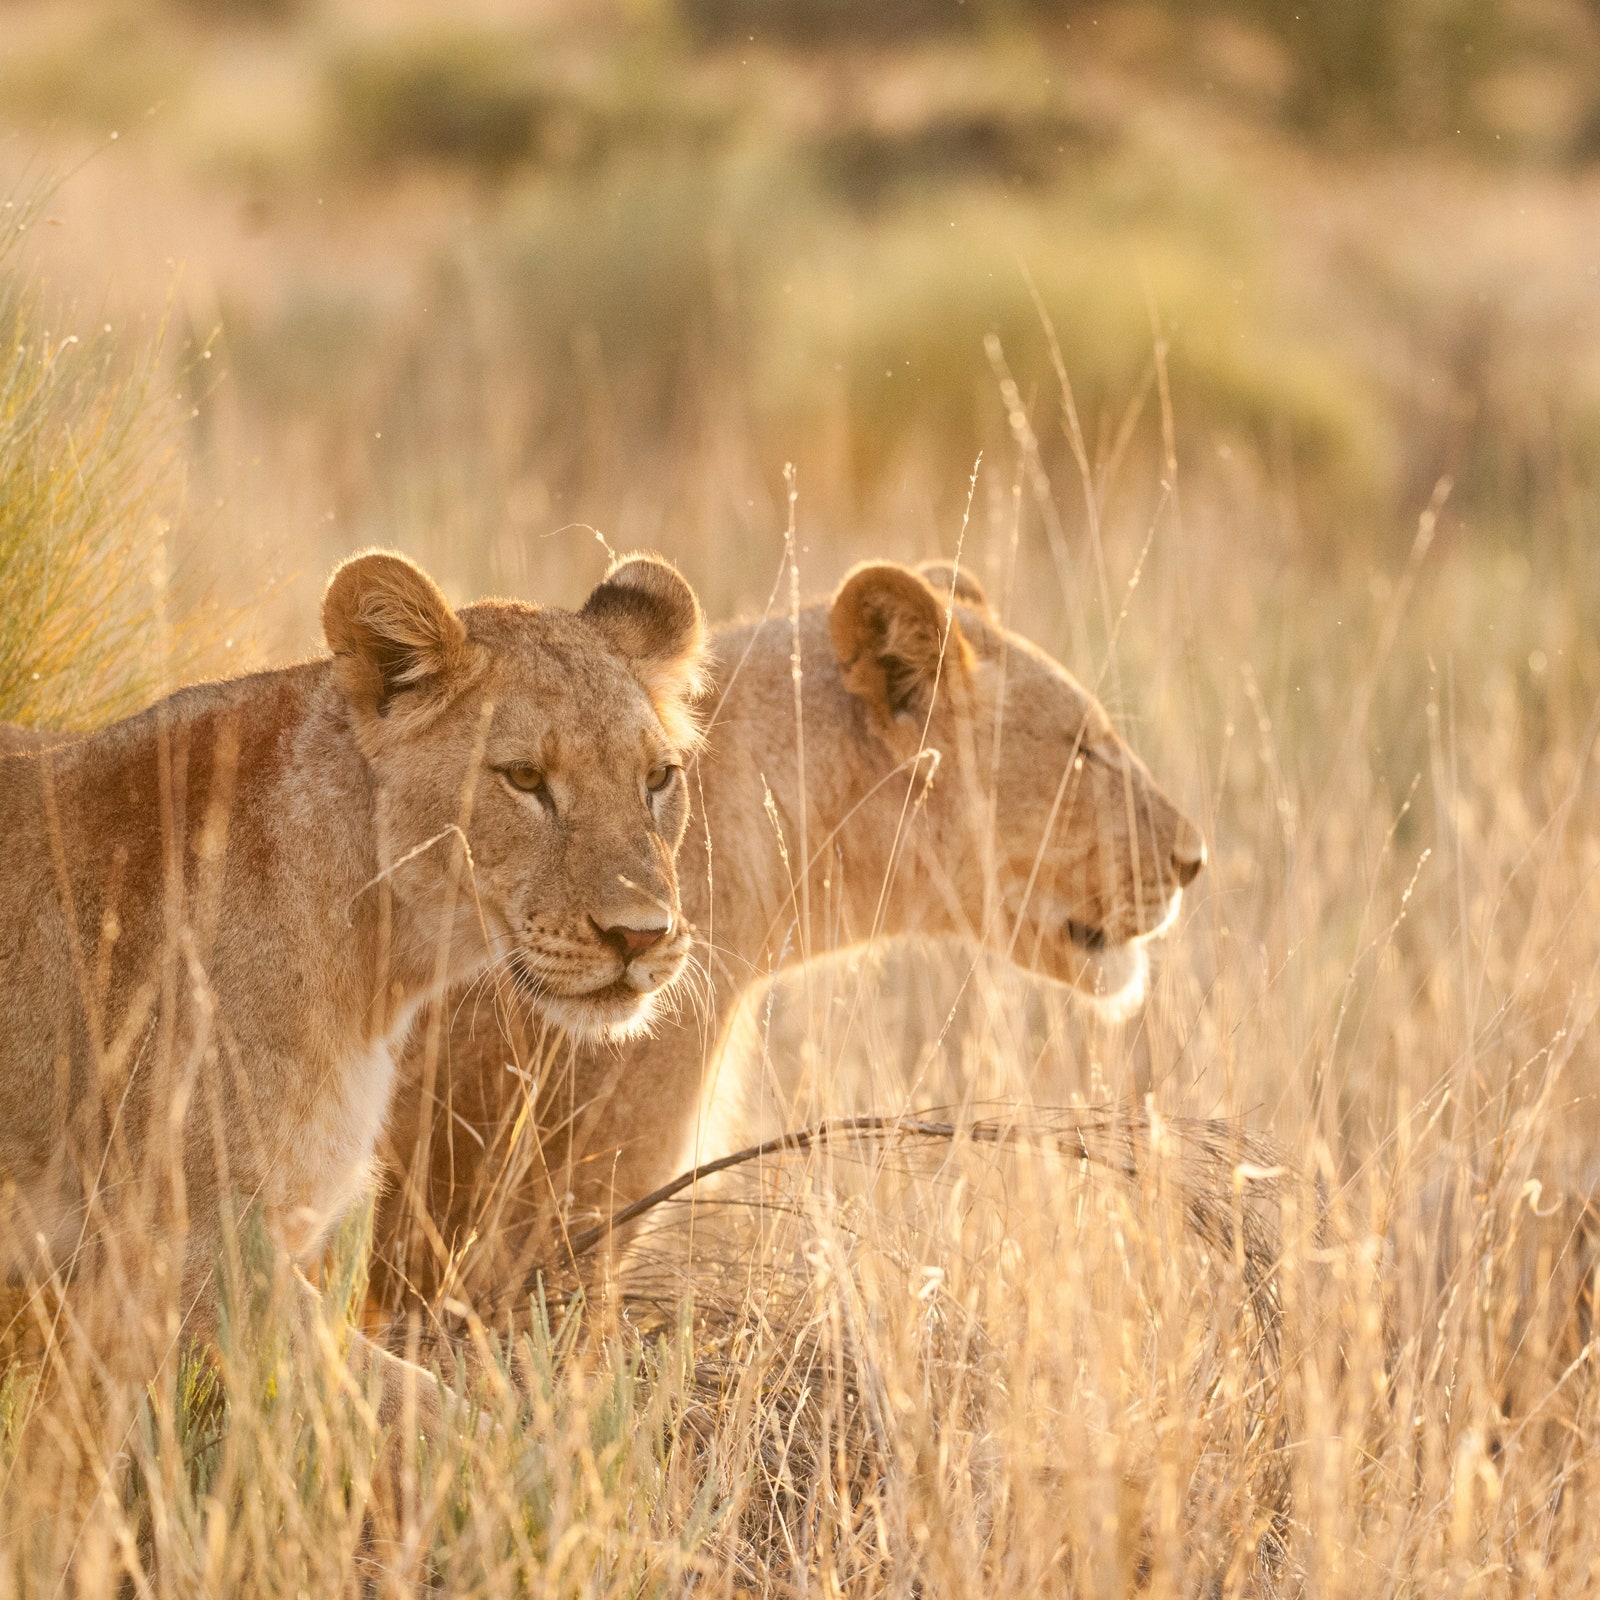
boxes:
[3,0,1598,628]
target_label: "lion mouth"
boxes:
[574,974,638,1005]
[507,946,688,1045]
[508,950,681,1011]
[1064,889,1185,953]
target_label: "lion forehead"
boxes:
[981,640,1099,749]
[979,626,1186,900]
[478,639,676,778]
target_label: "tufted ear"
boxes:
[323,550,470,724]
[915,560,991,613]
[581,553,708,745]
[830,561,970,726]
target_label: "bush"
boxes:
[676,0,980,44]
[1247,0,1504,135]
[675,0,1509,144]
[816,106,1108,204]
[0,15,189,132]
[167,0,302,22]
[758,189,1387,522]
[328,33,590,172]
[0,196,186,728]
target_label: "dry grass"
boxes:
[4,1,1600,1594]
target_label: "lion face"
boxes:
[964,624,1202,1009]
[831,561,1202,1012]
[324,550,705,1042]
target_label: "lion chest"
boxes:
[277,1012,416,1261]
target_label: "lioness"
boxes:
[0,548,704,1427]
[373,559,1203,1313]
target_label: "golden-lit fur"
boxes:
[374,559,1203,1313]
[0,724,63,755]
[0,547,704,1431]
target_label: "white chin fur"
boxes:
[1076,942,1149,1020]
[535,986,666,1046]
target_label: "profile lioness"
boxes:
[0,548,704,1425]
[374,559,1202,1313]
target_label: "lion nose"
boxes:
[592,917,670,963]
[1171,820,1206,889]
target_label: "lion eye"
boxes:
[647,763,680,794]
[502,763,550,803]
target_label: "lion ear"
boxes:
[323,550,470,723]
[581,553,708,744]
[915,560,991,613]
[830,561,970,726]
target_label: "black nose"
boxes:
[593,918,669,963]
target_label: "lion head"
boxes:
[830,559,1202,1011]
[323,549,705,1041]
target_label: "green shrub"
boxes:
[760,190,1387,519]
[816,106,1108,204]
[167,0,302,21]
[327,33,591,172]
[676,0,979,44]
[674,0,1509,143]
[0,16,190,132]
[464,156,782,489]
[1248,0,1504,135]
[0,197,186,729]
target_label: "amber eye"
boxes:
[502,763,549,802]
[646,763,680,794]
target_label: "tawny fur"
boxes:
[373,560,1204,1313]
[0,547,704,1438]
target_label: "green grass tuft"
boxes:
[0,194,188,730]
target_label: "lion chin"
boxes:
[528,976,680,1046]
[1075,941,1151,1021]
[1067,879,1186,1020]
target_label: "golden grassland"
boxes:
[5,0,1600,1593]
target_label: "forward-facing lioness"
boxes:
[373,559,1202,1314]
[0,548,704,1425]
